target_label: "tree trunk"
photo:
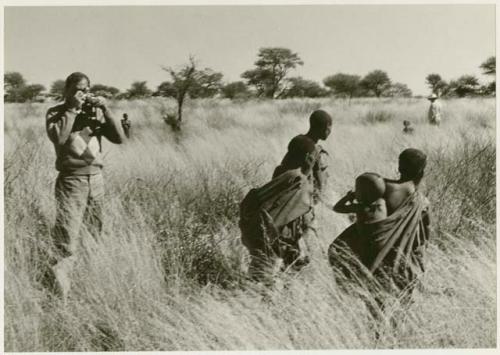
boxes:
[176,94,185,130]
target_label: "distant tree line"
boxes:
[425,56,495,97]
[4,48,495,103]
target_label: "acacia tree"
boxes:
[4,72,26,102]
[50,80,66,100]
[480,56,495,75]
[221,81,252,100]
[360,70,391,97]
[425,73,448,95]
[449,75,480,97]
[323,73,361,99]
[91,84,120,99]
[20,84,46,102]
[127,81,152,99]
[384,82,413,98]
[241,47,303,99]
[480,56,495,96]
[282,77,327,98]
[5,72,46,102]
[159,56,223,130]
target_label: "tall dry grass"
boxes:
[4,97,496,351]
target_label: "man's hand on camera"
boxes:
[93,96,107,109]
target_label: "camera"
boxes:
[81,93,99,118]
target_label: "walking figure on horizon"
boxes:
[427,93,442,125]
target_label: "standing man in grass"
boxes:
[240,110,332,281]
[46,72,125,298]
[121,113,131,138]
[272,109,332,269]
[427,93,442,125]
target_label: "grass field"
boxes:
[4,97,496,351]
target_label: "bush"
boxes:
[364,109,394,124]
[426,134,495,242]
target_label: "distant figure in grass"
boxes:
[239,110,332,281]
[121,113,131,138]
[427,93,442,125]
[45,72,125,299]
[329,149,431,305]
[403,120,414,134]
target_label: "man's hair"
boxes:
[355,172,386,204]
[64,72,90,97]
[309,110,332,130]
[399,148,427,183]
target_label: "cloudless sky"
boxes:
[4,5,495,95]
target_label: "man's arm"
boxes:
[422,203,431,242]
[46,107,78,146]
[96,100,125,144]
[313,150,328,192]
[333,191,359,214]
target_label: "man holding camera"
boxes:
[45,72,124,298]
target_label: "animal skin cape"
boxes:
[239,168,314,253]
[331,191,429,284]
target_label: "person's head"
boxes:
[288,136,317,174]
[63,72,90,101]
[123,113,128,119]
[398,148,427,184]
[428,93,438,102]
[355,172,386,205]
[309,110,332,140]
[403,120,411,127]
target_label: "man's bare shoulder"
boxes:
[288,134,308,145]
[46,103,66,122]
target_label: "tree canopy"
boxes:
[221,81,252,100]
[242,47,303,99]
[283,77,327,98]
[159,57,223,129]
[91,84,120,99]
[127,81,152,99]
[5,72,46,102]
[50,80,66,100]
[323,73,361,98]
[480,56,495,76]
[425,74,448,95]
[360,70,391,97]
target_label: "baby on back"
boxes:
[333,172,387,224]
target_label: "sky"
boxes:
[4,4,496,96]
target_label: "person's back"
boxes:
[383,179,415,215]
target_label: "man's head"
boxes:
[403,120,411,127]
[123,113,128,119]
[309,110,332,140]
[64,72,90,101]
[398,148,427,184]
[355,172,386,204]
[428,93,438,102]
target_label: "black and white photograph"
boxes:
[3,2,497,352]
